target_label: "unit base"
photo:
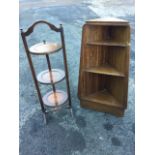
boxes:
[80,100,125,117]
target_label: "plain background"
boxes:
[0,0,155,154]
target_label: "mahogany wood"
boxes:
[20,21,72,124]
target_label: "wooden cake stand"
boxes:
[21,21,73,124]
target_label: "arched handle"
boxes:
[21,20,62,36]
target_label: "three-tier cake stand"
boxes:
[21,21,72,124]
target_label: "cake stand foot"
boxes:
[69,107,74,118]
[43,112,47,125]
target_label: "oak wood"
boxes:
[86,17,129,26]
[87,25,130,44]
[81,90,123,108]
[78,18,130,116]
[83,64,125,77]
[81,100,124,117]
[87,41,129,47]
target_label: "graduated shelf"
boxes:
[87,41,129,47]
[82,90,123,108]
[83,64,125,77]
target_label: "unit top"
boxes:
[86,17,129,26]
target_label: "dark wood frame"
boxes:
[20,20,72,124]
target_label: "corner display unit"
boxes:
[78,18,130,116]
[21,21,72,124]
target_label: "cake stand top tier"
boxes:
[29,42,62,55]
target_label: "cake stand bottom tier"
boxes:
[43,90,68,107]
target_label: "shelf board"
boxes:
[83,64,125,77]
[82,90,123,108]
[87,41,129,47]
[86,17,129,26]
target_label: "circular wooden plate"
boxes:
[37,69,65,84]
[43,90,68,107]
[29,42,62,55]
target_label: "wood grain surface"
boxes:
[78,18,130,116]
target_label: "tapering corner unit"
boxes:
[78,18,130,116]
[21,21,72,124]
